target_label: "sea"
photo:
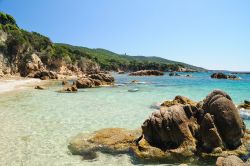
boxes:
[0,72,249,166]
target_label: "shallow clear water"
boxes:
[0,72,250,166]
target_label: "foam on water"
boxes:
[0,72,249,166]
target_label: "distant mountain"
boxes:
[55,43,206,72]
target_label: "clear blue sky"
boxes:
[1,0,250,71]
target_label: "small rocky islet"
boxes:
[68,90,250,165]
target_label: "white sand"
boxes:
[0,78,41,94]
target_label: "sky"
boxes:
[0,0,250,71]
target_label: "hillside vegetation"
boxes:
[0,12,205,77]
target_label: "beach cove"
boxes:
[0,72,250,166]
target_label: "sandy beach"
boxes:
[0,77,41,94]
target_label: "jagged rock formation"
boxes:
[68,90,250,165]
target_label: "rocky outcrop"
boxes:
[216,155,245,166]
[202,90,245,150]
[19,53,45,77]
[33,70,58,80]
[129,70,164,76]
[68,128,141,159]
[76,73,114,88]
[211,73,239,80]
[69,90,249,164]
[238,100,250,110]
[141,105,198,157]
[139,90,247,160]
[161,96,197,107]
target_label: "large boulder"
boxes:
[89,73,114,84]
[202,90,245,149]
[211,73,239,80]
[69,90,249,164]
[76,73,114,89]
[129,70,164,76]
[141,105,198,154]
[75,78,94,88]
[216,155,245,166]
[33,70,58,80]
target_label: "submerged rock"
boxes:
[128,88,139,92]
[58,82,78,93]
[34,85,46,90]
[129,70,164,76]
[68,128,141,159]
[169,72,180,76]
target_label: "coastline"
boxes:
[0,76,42,94]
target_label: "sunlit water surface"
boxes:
[0,72,250,166]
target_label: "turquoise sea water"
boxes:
[0,72,250,166]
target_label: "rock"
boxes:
[68,128,141,159]
[59,81,78,93]
[69,90,249,164]
[131,80,139,84]
[62,80,68,86]
[19,53,45,77]
[129,70,164,76]
[76,78,94,88]
[238,100,250,110]
[200,113,223,151]
[211,73,239,80]
[76,73,114,89]
[202,90,245,149]
[33,70,58,80]
[211,73,228,79]
[169,72,180,76]
[245,100,250,105]
[216,155,245,166]
[141,105,198,155]
[128,88,139,92]
[161,96,197,107]
[179,164,189,166]
[34,85,46,90]
[89,73,114,84]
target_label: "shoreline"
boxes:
[0,76,42,94]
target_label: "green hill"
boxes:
[0,12,206,75]
[55,43,206,72]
